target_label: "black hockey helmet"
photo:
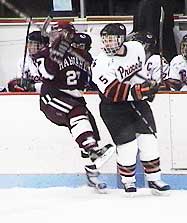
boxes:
[100,23,126,56]
[180,34,187,59]
[28,31,49,46]
[100,23,126,37]
[28,31,49,56]
[128,31,157,53]
[72,32,92,51]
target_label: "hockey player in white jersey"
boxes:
[167,34,187,91]
[92,23,170,195]
[8,31,49,92]
[129,31,170,92]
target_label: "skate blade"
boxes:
[123,188,153,198]
[94,187,108,194]
[151,188,171,196]
[88,183,108,194]
[94,144,115,169]
[123,191,137,198]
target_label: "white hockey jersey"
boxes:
[92,41,145,101]
[17,54,43,92]
[169,55,187,80]
[130,54,169,86]
[168,55,187,91]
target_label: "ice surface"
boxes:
[0,186,186,223]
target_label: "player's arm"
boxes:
[91,57,130,102]
[92,60,156,102]
[164,58,183,91]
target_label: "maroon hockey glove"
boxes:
[50,31,74,64]
[131,80,159,101]
[8,79,25,92]
[8,78,36,92]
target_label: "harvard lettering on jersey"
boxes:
[35,47,91,91]
[92,41,146,102]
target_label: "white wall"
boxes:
[0,92,187,175]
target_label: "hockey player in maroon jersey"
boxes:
[34,21,115,191]
[92,23,170,195]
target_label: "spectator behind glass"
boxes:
[165,34,187,91]
[132,0,177,62]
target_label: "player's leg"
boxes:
[117,140,138,192]
[138,134,170,195]
[134,101,170,194]
[68,105,115,190]
[40,89,115,190]
[100,102,138,193]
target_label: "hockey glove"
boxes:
[8,78,35,92]
[50,32,73,64]
[21,78,36,92]
[131,80,159,101]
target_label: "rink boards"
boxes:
[0,92,187,189]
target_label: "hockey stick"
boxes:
[159,6,165,82]
[0,0,27,18]
[20,17,32,88]
[41,15,53,37]
[0,0,46,31]
[130,102,157,139]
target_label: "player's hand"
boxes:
[131,80,159,100]
[8,78,36,92]
[8,79,25,92]
[50,32,73,64]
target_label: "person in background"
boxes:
[132,0,177,62]
[33,21,115,191]
[91,23,170,195]
[8,31,49,93]
[166,34,187,91]
[128,31,170,92]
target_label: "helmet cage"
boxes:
[71,42,86,50]
[102,34,124,56]
[27,40,44,56]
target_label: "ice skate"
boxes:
[89,144,115,169]
[148,180,171,196]
[122,182,137,197]
[85,165,107,193]
[124,182,137,193]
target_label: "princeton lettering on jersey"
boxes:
[118,56,143,80]
[59,56,90,73]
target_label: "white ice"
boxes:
[0,187,186,223]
